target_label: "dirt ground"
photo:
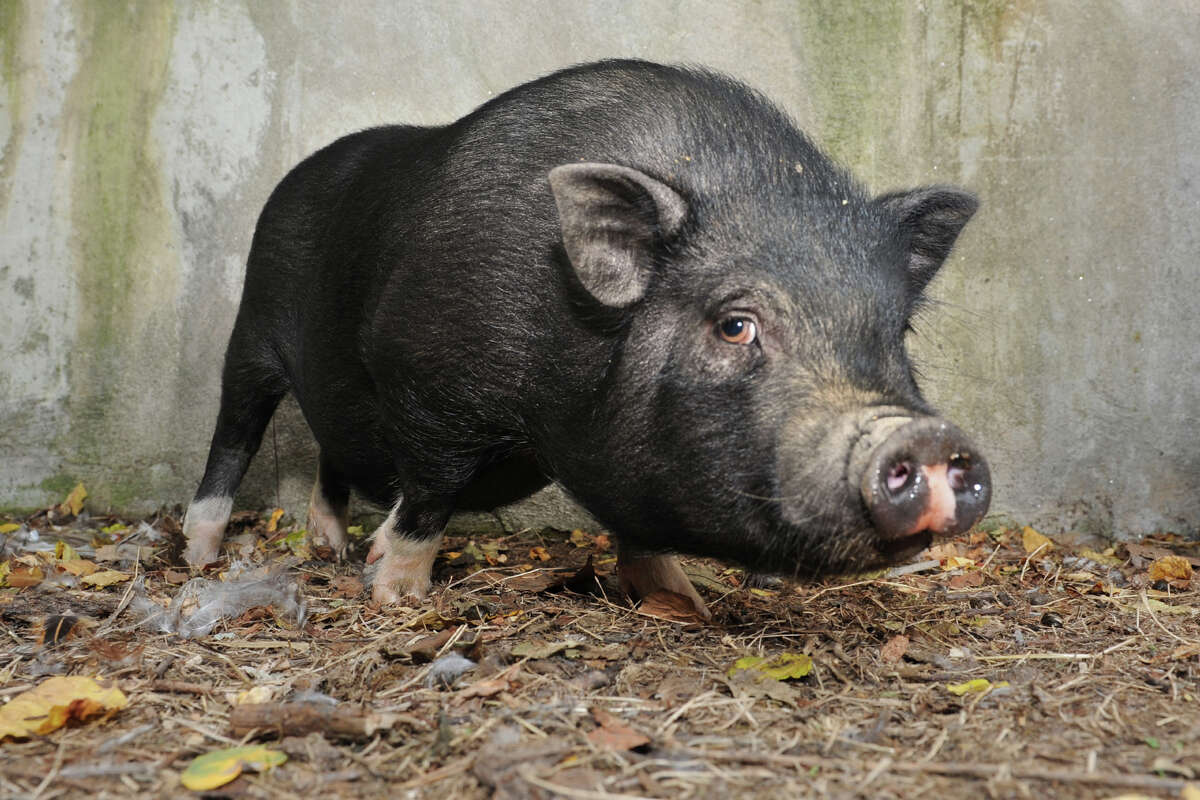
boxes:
[1,503,1198,800]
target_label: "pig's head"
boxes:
[548,158,990,577]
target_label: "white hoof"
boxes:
[182,496,232,567]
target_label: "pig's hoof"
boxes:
[368,532,441,605]
[183,540,221,569]
[617,552,712,620]
[182,496,232,568]
[305,506,349,560]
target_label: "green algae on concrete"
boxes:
[63,1,178,510]
[0,0,24,192]
[794,1,908,181]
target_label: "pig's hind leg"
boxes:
[306,453,350,557]
[365,496,449,604]
[184,337,287,567]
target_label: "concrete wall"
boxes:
[2,1,1197,539]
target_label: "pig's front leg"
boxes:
[366,497,448,604]
[617,546,711,620]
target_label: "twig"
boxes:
[30,740,66,799]
[145,680,215,695]
[97,722,158,754]
[675,748,1190,792]
[395,757,474,790]
[518,766,655,800]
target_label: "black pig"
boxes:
[184,60,991,616]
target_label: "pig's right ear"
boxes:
[875,186,979,290]
[549,163,687,307]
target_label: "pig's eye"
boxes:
[716,316,757,345]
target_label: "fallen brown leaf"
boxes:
[587,707,650,751]
[881,634,909,665]
[456,665,519,701]
[637,589,707,624]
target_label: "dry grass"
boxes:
[1,508,1198,799]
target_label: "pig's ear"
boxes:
[549,163,687,307]
[876,187,978,289]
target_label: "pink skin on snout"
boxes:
[903,463,961,536]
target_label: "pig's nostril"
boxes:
[886,461,912,493]
[947,455,969,491]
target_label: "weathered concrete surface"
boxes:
[1,1,1197,539]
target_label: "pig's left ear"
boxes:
[549,163,687,307]
[875,187,978,289]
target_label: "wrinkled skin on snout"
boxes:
[182,61,990,614]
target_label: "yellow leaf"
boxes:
[180,745,287,791]
[1148,556,1193,583]
[0,523,20,534]
[941,556,976,570]
[728,652,813,681]
[1022,526,1054,554]
[1181,783,1200,800]
[55,540,79,561]
[80,570,131,587]
[0,676,127,739]
[528,546,551,562]
[1078,547,1122,566]
[60,483,87,516]
[58,559,99,577]
[946,679,1009,696]
[266,508,285,533]
[229,685,276,706]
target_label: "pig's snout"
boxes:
[859,417,991,553]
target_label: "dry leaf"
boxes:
[947,571,984,588]
[1126,542,1200,568]
[1022,526,1054,554]
[457,665,519,700]
[511,638,583,660]
[927,543,959,561]
[528,546,551,562]
[80,569,131,587]
[1148,556,1193,588]
[5,565,44,588]
[58,558,99,577]
[0,676,127,739]
[57,483,87,516]
[881,634,909,664]
[331,575,364,598]
[637,589,707,624]
[1170,643,1200,661]
[266,508,285,533]
[587,707,649,751]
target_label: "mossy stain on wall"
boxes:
[64,1,177,505]
[0,0,24,191]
